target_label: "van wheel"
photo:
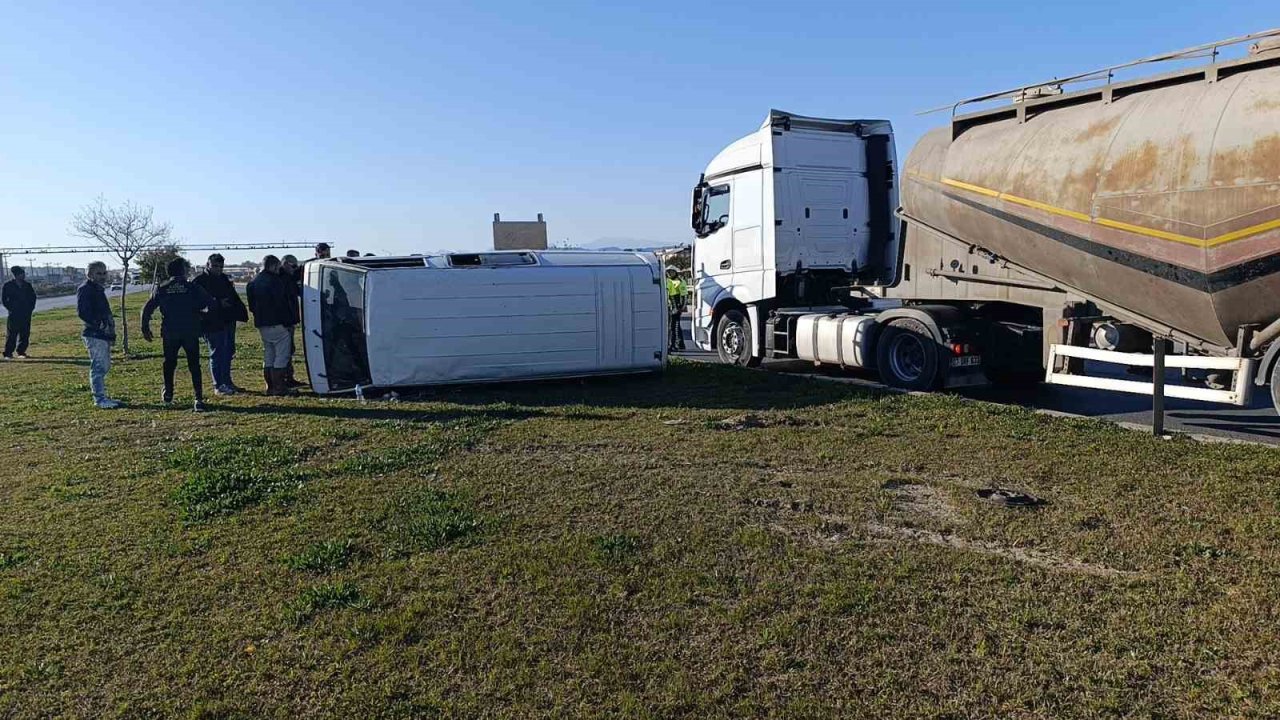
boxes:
[877,318,943,391]
[716,309,760,368]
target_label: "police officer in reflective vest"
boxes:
[665,267,686,352]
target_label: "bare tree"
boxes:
[70,197,173,353]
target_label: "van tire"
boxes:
[877,318,943,391]
[716,309,760,368]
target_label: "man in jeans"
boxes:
[247,255,295,396]
[2,266,37,359]
[142,258,214,412]
[193,253,248,395]
[76,261,121,409]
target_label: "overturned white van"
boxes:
[301,250,668,394]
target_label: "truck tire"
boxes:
[877,317,944,391]
[716,309,761,368]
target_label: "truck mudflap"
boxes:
[1045,344,1256,406]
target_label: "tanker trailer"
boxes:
[691,30,1280,414]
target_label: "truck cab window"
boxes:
[697,184,730,238]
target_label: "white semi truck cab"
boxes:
[690,110,990,390]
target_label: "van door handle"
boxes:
[719,260,732,270]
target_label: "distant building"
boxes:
[493,213,548,251]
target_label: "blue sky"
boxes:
[0,1,1274,268]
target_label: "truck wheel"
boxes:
[877,318,943,391]
[716,309,761,368]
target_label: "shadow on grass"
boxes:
[7,357,90,366]
[202,402,604,424]
[369,360,882,412]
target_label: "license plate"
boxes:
[949,355,982,368]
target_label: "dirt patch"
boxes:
[881,480,958,524]
[710,413,815,431]
[865,522,1143,579]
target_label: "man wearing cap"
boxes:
[2,266,37,359]
[192,253,248,395]
[141,258,214,412]
[313,243,331,261]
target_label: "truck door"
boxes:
[692,181,732,347]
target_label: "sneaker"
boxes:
[15,353,27,359]
[161,392,174,406]
[214,385,236,396]
[95,399,121,410]
[193,400,208,413]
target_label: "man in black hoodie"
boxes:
[192,253,249,395]
[2,266,37,359]
[141,258,214,412]
[246,255,296,396]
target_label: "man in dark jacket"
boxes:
[246,255,296,396]
[2,266,37,359]
[192,253,249,396]
[279,254,305,388]
[141,258,214,412]
[77,261,120,409]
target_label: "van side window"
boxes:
[702,184,730,234]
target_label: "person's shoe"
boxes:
[214,385,236,396]
[1,355,10,361]
[95,398,121,410]
[161,391,174,406]
[15,353,27,359]
[193,400,208,413]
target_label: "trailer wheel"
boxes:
[877,318,943,391]
[716,309,760,368]
[1271,359,1280,415]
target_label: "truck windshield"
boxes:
[320,267,371,391]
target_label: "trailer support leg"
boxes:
[1152,338,1167,437]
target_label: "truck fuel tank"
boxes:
[794,314,878,368]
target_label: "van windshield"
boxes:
[320,267,371,391]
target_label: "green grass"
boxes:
[167,434,307,521]
[3,298,1280,717]
[283,539,359,574]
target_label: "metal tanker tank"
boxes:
[903,35,1280,350]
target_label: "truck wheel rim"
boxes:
[889,334,926,382]
[721,322,745,359]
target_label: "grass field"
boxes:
[3,299,1280,718]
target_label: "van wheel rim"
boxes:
[721,322,745,359]
[889,334,926,382]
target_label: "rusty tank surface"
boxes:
[903,34,1280,351]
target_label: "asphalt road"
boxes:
[0,285,150,319]
[672,317,1280,445]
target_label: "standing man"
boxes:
[76,262,120,409]
[193,253,249,395]
[142,258,214,412]
[2,266,37,359]
[313,242,331,261]
[247,255,295,396]
[279,254,305,388]
[665,267,687,352]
